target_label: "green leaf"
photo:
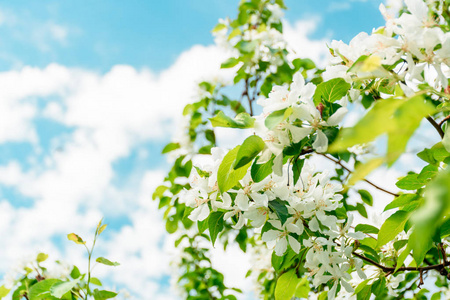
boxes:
[294,277,310,298]
[96,257,120,267]
[377,210,410,248]
[440,218,450,238]
[384,194,419,211]
[409,167,450,265]
[28,279,61,300]
[221,57,240,69]
[36,253,48,263]
[251,156,274,183]
[67,233,85,245]
[313,78,350,104]
[70,266,81,279]
[161,142,180,154]
[93,289,118,300]
[292,158,305,186]
[355,224,379,234]
[355,279,370,294]
[235,40,257,53]
[233,135,265,169]
[443,126,450,152]
[268,199,290,225]
[386,95,434,165]
[208,211,225,246]
[152,185,168,200]
[356,203,368,218]
[418,164,438,181]
[209,111,254,128]
[265,108,292,130]
[198,216,209,234]
[396,174,426,190]
[329,98,403,152]
[358,190,373,206]
[50,279,80,298]
[417,148,437,165]
[0,286,10,299]
[218,146,252,192]
[90,278,102,286]
[212,23,227,32]
[274,269,301,300]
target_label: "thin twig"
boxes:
[426,116,444,138]
[319,153,399,197]
[438,115,450,127]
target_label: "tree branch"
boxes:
[426,116,444,138]
[319,153,399,197]
[438,115,450,128]
[354,250,450,273]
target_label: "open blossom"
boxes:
[328,0,450,90]
[261,219,302,256]
[292,98,348,152]
[257,72,315,114]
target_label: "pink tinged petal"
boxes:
[289,126,312,143]
[326,107,348,126]
[275,237,288,256]
[189,204,210,221]
[288,235,301,254]
[235,193,249,211]
[312,130,328,153]
[262,230,280,242]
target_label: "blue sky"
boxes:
[0,1,388,299]
[0,0,383,72]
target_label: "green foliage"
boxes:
[208,211,225,246]
[210,111,255,129]
[274,270,301,300]
[217,145,252,192]
[234,135,265,169]
[377,210,410,248]
[313,78,351,105]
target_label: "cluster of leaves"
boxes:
[0,220,119,300]
[156,0,450,299]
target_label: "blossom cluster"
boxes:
[326,0,450,91]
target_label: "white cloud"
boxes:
[0,17,339,299]
[283,19,331,67]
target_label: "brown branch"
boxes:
[426,116,444,138]
[354,250,450,273]
[319,154,399,197]
[438,115,450,127]
[244,78,254,116]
